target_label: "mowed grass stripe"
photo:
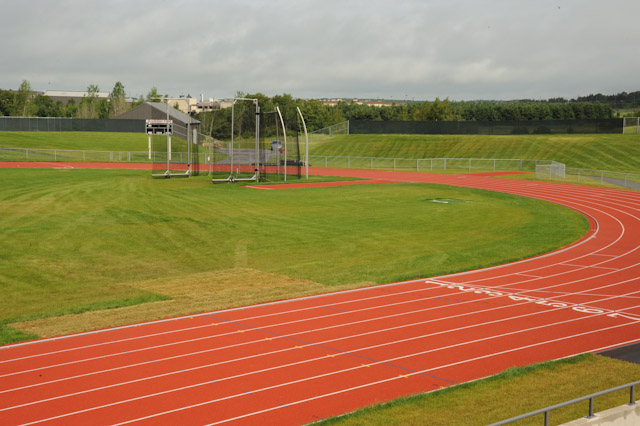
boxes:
[0,168,587,344]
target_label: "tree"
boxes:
[0,89,14,116]
[109,81,128,117]
[77,84,100,118]
[12,80,34,117]
[65,99,78,117]
[146,87,166,102]
[33,94,63,117]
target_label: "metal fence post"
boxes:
[587,397,595,418]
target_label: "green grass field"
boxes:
[0,167,587,344]
[0,131,146,151]
[0,130,635,425]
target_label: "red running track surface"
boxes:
[1,165,640,425]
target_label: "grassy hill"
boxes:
[309,133,640,173]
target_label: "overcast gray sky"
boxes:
[1,0,638,101]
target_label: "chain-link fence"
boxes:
[534,161,566,180]
[536,165,640,190]
[308,155,544,172]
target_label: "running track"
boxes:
[1,163,640,425]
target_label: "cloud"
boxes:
[1,0,638,100]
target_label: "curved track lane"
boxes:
[1,166,639,425]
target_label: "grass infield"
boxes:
[0,167,588,344]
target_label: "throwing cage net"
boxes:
[209,99,302,183]
[259,107,301,182]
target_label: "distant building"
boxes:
[320,98,405,107]
[43,90,134,105]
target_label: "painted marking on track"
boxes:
[426,280,640,322]
[322,306,347,313]
[516,273,543,278]
[562,263,620,271]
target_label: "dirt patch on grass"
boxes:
[14,268,371,339]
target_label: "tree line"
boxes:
[2,80,637,134]
[0,80,160,119]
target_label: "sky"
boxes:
[1,0,638,101]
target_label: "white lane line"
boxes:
[6,283,640,412]
[117,321,638,426]
[0,284,435,364]
[4,261,638,384]
[16,314,637,425]
[0,296,569,407]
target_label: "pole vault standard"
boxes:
[296,106,309,180]
[275,106,287,182]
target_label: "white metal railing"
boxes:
[3,147,638,190]
[488,380,639,426]
[536,164,640,190]
[308,155,545,172]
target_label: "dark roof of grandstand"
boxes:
[115,102,200,126]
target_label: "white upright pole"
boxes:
[296,106,309,180]
[231,100,235,177]
[148,134,151,160]
[255,102,260,181]
[276,106,287,182]
[166,102,171,172]
[167,134,172,163]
